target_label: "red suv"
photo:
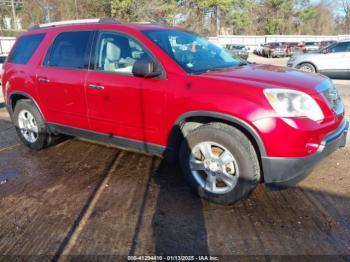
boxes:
[2,19,348,204]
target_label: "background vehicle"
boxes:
[253,44,265,56]
[319,40,336,49]
[302,41,319,53]
[0,54,6,86]
[224,44,249,60]
[287,39,350,79]
[0,54,6,70]
[2,20,348,205]
[285,42,302,57]
[262,42,286,58]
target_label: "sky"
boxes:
[310,0,346,16]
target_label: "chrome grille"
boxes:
[321,84,341,113]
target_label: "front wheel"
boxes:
[179,123,261,205]
[297,63,316,73]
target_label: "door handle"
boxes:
[38,77,50,83]
[88,84,105,90]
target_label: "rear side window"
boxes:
[329,42,350,53]
[8,34,45,64]
[44,31,93,69]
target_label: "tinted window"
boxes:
[305,42,317,46]
[8,34,45,64]
[0,56,6,64]
[45,31,93,69]
[94,31,152,74]
[269,43,280,47]
[329,42,350,53]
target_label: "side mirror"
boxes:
[132,58,162,78]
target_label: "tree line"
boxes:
[1,0,349,36]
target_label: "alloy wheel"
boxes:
[17,110,39,143]
[189,141,239,194]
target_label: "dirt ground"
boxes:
[0,55,350,260]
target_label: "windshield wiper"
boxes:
[192,63,249,75]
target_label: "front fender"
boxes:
[173,110,267,157]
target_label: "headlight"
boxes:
[264,89,324,121]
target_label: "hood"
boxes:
[200,64,328,94]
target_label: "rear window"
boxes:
[44,31,93,69]
[8,34,45,64]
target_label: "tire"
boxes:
[298,63,316,73]
[13,99,55,150]
[179,123,261,205]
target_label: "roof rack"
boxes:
[29,18,120,30]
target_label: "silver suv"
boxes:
[287,39,350,79]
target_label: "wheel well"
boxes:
[297,61,317,72]
[167,116,265,181]
[171,116,264,164]
[10,94,29,111]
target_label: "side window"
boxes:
[94,31,152,74]
[44,31,93,69]
[329,42,350,53]
[8,34,45,64]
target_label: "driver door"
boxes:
[85,31,166,144]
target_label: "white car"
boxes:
[0,54,6,70]
[287,39,350,79]
[0,54,7,87]
[253,44,265,56]
[303,41,319,52]
[0,55,6,86]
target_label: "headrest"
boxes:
[106,42,121,62]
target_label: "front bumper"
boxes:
[262,120,349,190]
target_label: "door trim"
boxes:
[47,122,166,157]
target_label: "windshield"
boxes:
[143,29,241,74]
[233,45,245,50]
[305,42,317,46]
[319,42,337,53]
[226,45,245,50]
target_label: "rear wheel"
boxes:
[298,63,316,73]
[13,99,55,150]
[179,123,261,205]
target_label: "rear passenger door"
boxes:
[36,31,94,129]
[85,30,166,144]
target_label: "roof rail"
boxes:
[29,18,120,30]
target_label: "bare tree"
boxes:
[340,0,350,32]
[8,0,350,35]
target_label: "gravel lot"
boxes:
[0,56,349,259]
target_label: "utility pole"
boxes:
[74,0,78,19]
[216,6,221,35]
[11,0,17,30]
[44,1,51,23]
